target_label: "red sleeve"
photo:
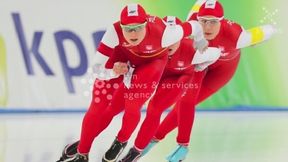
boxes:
[181,22,193,37]
[104,46,128,69]
[97,22,121,57]
[97,43,114,57]
[104,57,115,69]
[222,20,243,48]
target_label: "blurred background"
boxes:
[0,0,287,162]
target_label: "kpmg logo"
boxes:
[11,13,106,93]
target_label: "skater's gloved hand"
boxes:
[194,38,209,53]
[113,62,128,75]
[189,20,209,53]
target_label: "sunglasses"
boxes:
[198,17,222,26]
[120,22,147,33]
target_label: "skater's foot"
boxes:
[56,141,80,162]
[119,147,141,162]
[102,138,127,162]
[166,145,188,162]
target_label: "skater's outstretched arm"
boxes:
[236,24,276,49]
